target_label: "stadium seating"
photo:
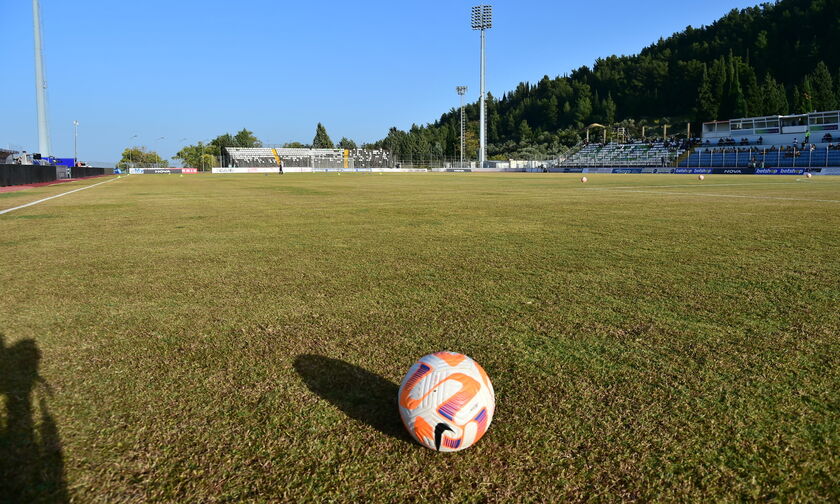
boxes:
[678,145,840,169]
[224,147,392,169]
[559,141,686,168]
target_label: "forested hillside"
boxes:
[371,0,840,161]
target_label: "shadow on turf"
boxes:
[0,334,69,503]
[294,355,411,443]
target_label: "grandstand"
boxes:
[678,145,840,170]
[224,147,392,170]
[558,141,687,168]
[1,148,17,164]
[680,109,840,170]
[556,109,840,172]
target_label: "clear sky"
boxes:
[1,0,762,164]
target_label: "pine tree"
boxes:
[545,95,559,130]
[337,137,357,150]
[731,64,748,118]
[742,65,762,118]
[792,85,803,114]
[518,120,533,142]
[762,74,788,115]
[709,57,727,112]
[312,123,335,149]
[721,52,737,117]
[233,129,262,148]
[604,93,617,125]
[696,64,718,121]
[574,96,592,125]
[836,68,840,109]
[809,62,837,112]
[800,77,814,113]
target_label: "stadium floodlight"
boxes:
[129,134,138,168]
[32,0,51,157]
[456,86,468,168]
[73,120,79,167]
[472,5,492,167]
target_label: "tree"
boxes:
[208,129,262,163]
[761,74,788,115]
[603,93,617,125]
[233,129,262,148]
[792,85,804,114]
[337,137,357,150]
[117,146,167,168]
[799,77,814,113]
[283,142,308,148]
[696,65,718,121]
[574,96,592,125]
[518,120,533,142]
[836,68,840,109]
[732,71,748,118]
[809,62,837,111]
[173,142,217,171]
[709,57,727,114]
[312,123,334,149]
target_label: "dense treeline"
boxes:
[371,0,840,161]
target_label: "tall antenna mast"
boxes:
[456,86,468,168]
[33,0,51,157]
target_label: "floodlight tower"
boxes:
[471,5,492,168]
[456,86,468,168]
[32,0,51,157]
[73,120,79,166]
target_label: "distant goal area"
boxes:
[215,148,408,173]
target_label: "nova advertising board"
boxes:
[711,168,757,175]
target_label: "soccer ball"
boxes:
[581,176,588,183]
[398,352,495,452]
[806,172,813,179]
[698,174,705,181]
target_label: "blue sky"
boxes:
[1,0,761,164]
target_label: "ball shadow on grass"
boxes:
[293,355,412,443]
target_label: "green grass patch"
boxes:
[0,173,838,502]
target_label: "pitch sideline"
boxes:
[0,176,120,216]
[589,187,840,204]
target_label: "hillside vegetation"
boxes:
[371,0,840,160]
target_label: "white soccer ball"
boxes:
[698,174,705,181]
[581,176,588,183]
[806,172,813,179]
[398,352,495,452]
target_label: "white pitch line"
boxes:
[595,188,840,203]
[0,177,119,216]
[583,181,801,190]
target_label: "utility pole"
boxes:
[456,86,468,168]
[472,5,492,168]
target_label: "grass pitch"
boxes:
[1,173,838,502]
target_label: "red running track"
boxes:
[0,174,114,193]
